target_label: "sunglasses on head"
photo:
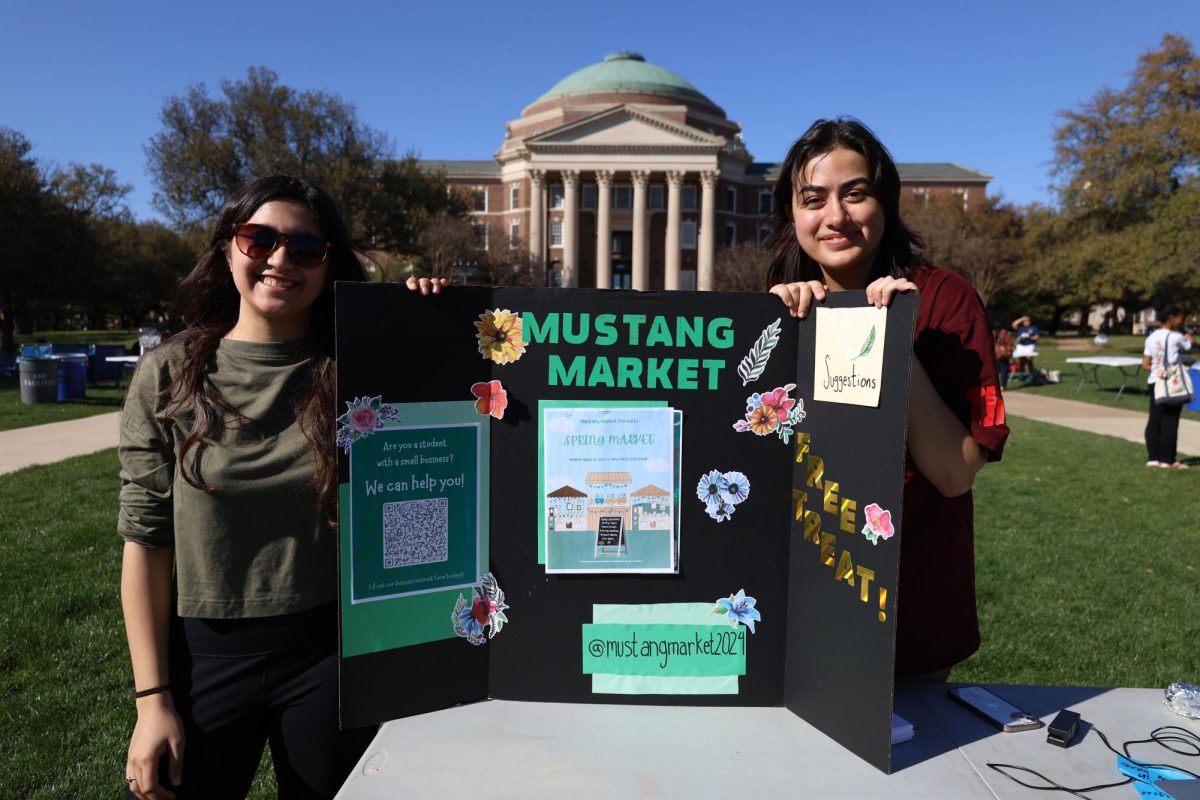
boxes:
[231,223,331,269]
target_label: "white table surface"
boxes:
[1065,357,1144,367]
[335,683,1198,799]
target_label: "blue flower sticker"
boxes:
[712,589,761,633]
[696,470,729,512]
[720,471,750,506]
[697,469,750,523]
[707,500,735,522]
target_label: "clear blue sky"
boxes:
[3,0,1197,223]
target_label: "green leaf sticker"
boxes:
[851,325,876,362]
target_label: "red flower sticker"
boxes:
[470,380,508,419]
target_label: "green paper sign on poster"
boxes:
[340,401,490,657]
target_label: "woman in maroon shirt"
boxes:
[766,118,1009,678]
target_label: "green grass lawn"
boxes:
[1011,334,1199,421]
[0,376,128,432]
[1,419,1196,797]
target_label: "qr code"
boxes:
[382,497,449,569]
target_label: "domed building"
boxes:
[425,52,990,290]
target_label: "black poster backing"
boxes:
[336,283,916,772]
[782,290,917,774]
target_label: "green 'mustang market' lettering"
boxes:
[528,311,734,391]
[522,312,734,349]
[547,355,726,390]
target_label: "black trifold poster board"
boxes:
[336,283,917,773]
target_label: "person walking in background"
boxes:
[993,323,1014,389]
[1011,315,1039,377]
[1143,304,1195,469]
[766,117,1009,680]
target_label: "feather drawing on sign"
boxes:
[737,318,781,386]
[850,325,876,362]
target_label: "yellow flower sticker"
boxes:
[475,308,527,365]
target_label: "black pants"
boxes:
[127,604,374,799]
[1146,394,1183,463]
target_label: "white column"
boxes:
[698,171,718,291]
[595,170,613,290]
[631,170,649,291]
[561,170,579,288]
[528,169,545,286]
[665,171,684,291]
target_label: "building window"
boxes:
[726,186,737,211]
[649,185,664,210]
[473,188,488,213]
[952,189,969,210]
[682,221,697,249]
[582,184,597,210]
[758,190,772,216]
[509,222,520,249]
[757,224,771,252]
[548,264,563,287]
[912,188,929,205]
[613,186,632,209]
[682,185,697,211]
[549,219,563,248]
[724,223,737,248]
[473,223,488,249]
[550,185,564,209]
[510,185,519,209]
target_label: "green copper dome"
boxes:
[535,51,713,105]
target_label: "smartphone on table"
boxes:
[948,685,1044,732]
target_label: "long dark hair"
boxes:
[764,117,928,287]
[166,175,365,524]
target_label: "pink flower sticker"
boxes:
[861,502,895,545]
[348,405,379,433]
[336,396,400,453]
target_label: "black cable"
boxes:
[986,722,1200,798]
[984,763,1130,798]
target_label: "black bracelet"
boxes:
[134,684,171,699]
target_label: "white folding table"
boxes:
[1065,356,1144,400]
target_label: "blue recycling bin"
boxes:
[90,344,126,382]
[1187,368,1200,413]
[57,354,89,400]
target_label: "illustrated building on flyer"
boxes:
[425,51,991,290]
[545,472,671,533]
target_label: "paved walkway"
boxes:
[0,412,121,475]
[1002,391,1199,456]
[0,394,1195,476]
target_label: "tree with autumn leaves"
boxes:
[1025,33,1200,328]
[907,34,1200,330]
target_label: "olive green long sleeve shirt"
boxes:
[118,338,335,618]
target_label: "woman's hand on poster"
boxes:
[126,700,184,800]
[405,276,447,295]
[865,276,917,309]
[769,280,827,319]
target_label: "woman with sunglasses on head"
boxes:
[767,118,1009,680]
[119,175,379,799]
